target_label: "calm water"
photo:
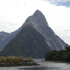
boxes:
[0,59,70,70]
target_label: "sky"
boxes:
[0,0,70,45]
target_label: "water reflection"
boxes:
[18,67,62,70]
[18,59,70,70]
[19,67,47,70]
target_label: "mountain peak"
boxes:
[32,9,49,27]
[33,9,46,20]
[24,9,49,27]
[33,9,43,16]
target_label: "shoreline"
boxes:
[45,60,70,64]
[0,56,39,67]
[0,61,39,67]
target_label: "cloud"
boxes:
[44,0,70,7]
[44,0,69,3]
[0,0,70,44]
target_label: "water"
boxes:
[0,59,70,70]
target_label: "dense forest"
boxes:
[45,46,70,62]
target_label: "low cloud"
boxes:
[0,0,70,44]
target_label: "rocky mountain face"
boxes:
[0,28,21,50]
[24,10,67,50]
[0,10,68,58]
[0,31,10,50]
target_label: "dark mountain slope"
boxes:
[0,25,50,58]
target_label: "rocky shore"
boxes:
[0,61,38,67]
[0,56,38,67]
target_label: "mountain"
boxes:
[0,25,51,58]
[0,28,21,50]
[0,10,68,58]
[0,31,10,50]
[23,10,67,50]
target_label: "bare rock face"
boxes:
[24,10,68,50]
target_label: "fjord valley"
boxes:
[0,10,68,59]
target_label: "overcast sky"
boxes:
[0,0,70,45]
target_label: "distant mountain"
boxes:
[0,10,68,58]
[0,31,10,50]
[0,28,21,50]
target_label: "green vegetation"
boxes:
[45,46,70,62]
[0,56,38,66]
